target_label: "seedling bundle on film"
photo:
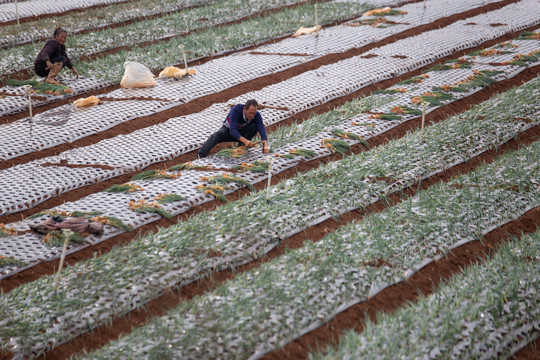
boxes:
[195,184,229,202]
[200,173,255,191]
[128,199,172,218]
[104,183,144,193]
[233,161,270,173]
[321,138,351,156]
[131,170,180,181]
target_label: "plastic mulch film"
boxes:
[0,0,129,22]
[0,100,173,160]
[0,9,538,215]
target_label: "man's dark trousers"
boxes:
[197,121,259,158]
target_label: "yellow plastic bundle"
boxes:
[292,25,322,37]
[73,95,101,108]
[158,66,197,78]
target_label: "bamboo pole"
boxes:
[54,230,71,290]
[424,0,427,8]
[420,102,427,142]
[178,44,189,73]
[266,156,273,202]
[26,85,33,121]
[314,3,319,35]
[15,0,20,26]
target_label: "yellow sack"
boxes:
[120,61,157,88]
[158,66,197,78]
[292,25,322,37]
[73,95,101,108]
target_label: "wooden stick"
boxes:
[314,4,319,35]
[54,230,70,290]
[420,102,427,142]
[424,0,427,8]
[266,156,273,201]
[15,0,20,26]
[26,85,33,121]
[178,44,189,72]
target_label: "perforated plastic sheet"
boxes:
[1,37,538,278]
[258,0,502,56]
[1,3,539,216]
[0,99,173,160]
[0,0,129,22]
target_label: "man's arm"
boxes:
[256,114,269,153]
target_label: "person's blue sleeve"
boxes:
[228,106,243,140]
[255,113,267,141]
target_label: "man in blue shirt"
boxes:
[196,99,269,158]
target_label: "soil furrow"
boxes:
[0,0,522,127]
[32,125,540,360]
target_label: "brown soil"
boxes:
[32,127,540,360]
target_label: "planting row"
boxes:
[0,0,129,23]
[0,74,538,358]
[1,35,538,279]
[311,230,540,359]
[0,0,317,76]
[0,0,213,47]
[82,136,540,360]
[0,0,515,116]
[1,12,538,217]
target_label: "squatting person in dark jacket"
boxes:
[34,27,79,85]
[196,99,270,158]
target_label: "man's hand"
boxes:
[242,139,257,148]
[45,61,54,70]
[72,66,79,79]
[262,141,269,154]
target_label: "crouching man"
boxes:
[196,99,269,158]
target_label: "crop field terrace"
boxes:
[0,0,539,359]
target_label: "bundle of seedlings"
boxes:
[128,199,172,218]
[90,216,132,232]
[390,105,423,116]
[368,113,402,121]
[0,224,16,237]
[6,79,73,95]
[454,69,503,88]
[321,138,351,156]
[426,58,471,71]
[412,91,454,106]
[233,161,270,173]
[373,88,407,95]
[275,148,317,159]
[0,255,26,267]
[131,170,180,181]
[200,173,255,191]
[502,50,540,67]
[155,193,187,204]
[42,229,86,247]
[103,183,144,193]
[397,74,429,85]
[169,162,212,171]
[195,184,229,202]
[331,129,369,147]
[362,7,407,16]
[216,144,256,158]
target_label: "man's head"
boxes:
[243,99,258,120]
[53,28,68,45]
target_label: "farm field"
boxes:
[0,0,538,359]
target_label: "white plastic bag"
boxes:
[120,61,157,88]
